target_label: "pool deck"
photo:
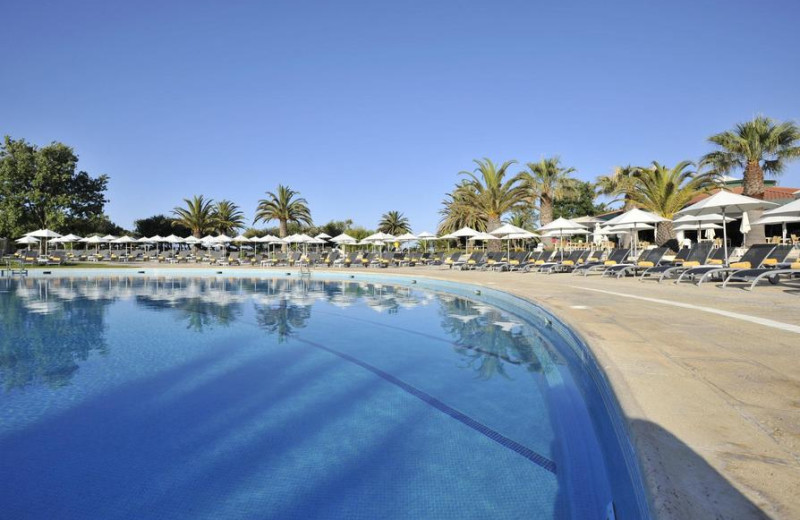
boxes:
[22,263,799,519]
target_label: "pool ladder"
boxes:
[299,264,312,277]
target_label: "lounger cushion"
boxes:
[535,260,546,265]
[604,260,617,266]
[637,261,654,267]
[762,258,778,266]
[791,262,800,269]
[562,260,574,266]
[682,261,700,267]
[730,261,751,269]
[708,259,723,265]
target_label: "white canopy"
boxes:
[112,235,137,243]
[673,213,734,224]
[603,222,655,231]
[163,234,184,243]
[149,235,165,242]
[490,223,529,236]
[58,233,83,242]
[364,232,396,242]
[81,235,107,243]
[417,231,437,239]
[503,231,538,239]
[673,222,722,231]
[395,232,418,241]
[101,234,118,241]
[331,233,357,244]
[443,227,479,238]
[762,197,800,217]
[468,232,500,241]
[232,234,251,242]
[137,236,154,243]
[678,190,777,265]
[678,189,777,216]
[15,236,39,244]
[314,233,332,240]
[214,234,233,243]
[604,208,668,226]
[183,236,201,244]
[27,229,62,238]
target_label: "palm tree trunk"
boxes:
[486,215,501,252]
[279,220,288,252]
[655,221,675,247]
[539,197,554,227]
[743,161,766,245]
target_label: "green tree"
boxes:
[253,184,313,238]
[318,219,354,238]
[595,165,640,211]
[629,161,714,245]
[553,180,597,219]
[378,211,411,235]
[521,157,577,227]
[438,181,487,235]
[213,200,245,236]
[135,214,189,237]
[172,195,216,238]
[703,116,800,244]
[0,137,108,236]
[507,206,538,230]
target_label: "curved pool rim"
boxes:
[16,267,652,518]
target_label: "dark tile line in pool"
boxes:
[293,336,558,475]
[313,308,527,366]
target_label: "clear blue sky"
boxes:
[2,0,799,233]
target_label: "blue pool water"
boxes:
[0,272,646,519]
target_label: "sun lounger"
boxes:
[574,249,630,276]
[604,247,668,278]
[637,243,711,282]
[674,244,777,285]
[721,245,795,290]
[535,250,584,274]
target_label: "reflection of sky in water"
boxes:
[0,276,621,520]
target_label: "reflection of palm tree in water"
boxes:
[0,281,110,391]
[254,299,311,343]
[438,296,547,380]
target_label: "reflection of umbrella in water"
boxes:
[448,314,480,323]
[492,321,523,332]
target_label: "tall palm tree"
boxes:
[253,184,312,238]
[628,161,714,245]
[459,157,525,230]
[213,200,245,236]
[438,181,486,235]
[703,116,800,244]
[595,165,640,211]
[378,210,411,235]
[703,116,800,197]
[172,195,216,238]
[521,157,578,227]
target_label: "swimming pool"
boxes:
[0,271,648,519]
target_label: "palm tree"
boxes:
[703,116,800,244]
[595,165,640,211]
[378,210,411,235]
[172,195,216,238]
[628,161,714,245]
[438,181,486,235]
[460,158,526,231]
[703,116,800,197]
[253,184,312,238]
[213,200,245,236]
[521,157,578,227]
